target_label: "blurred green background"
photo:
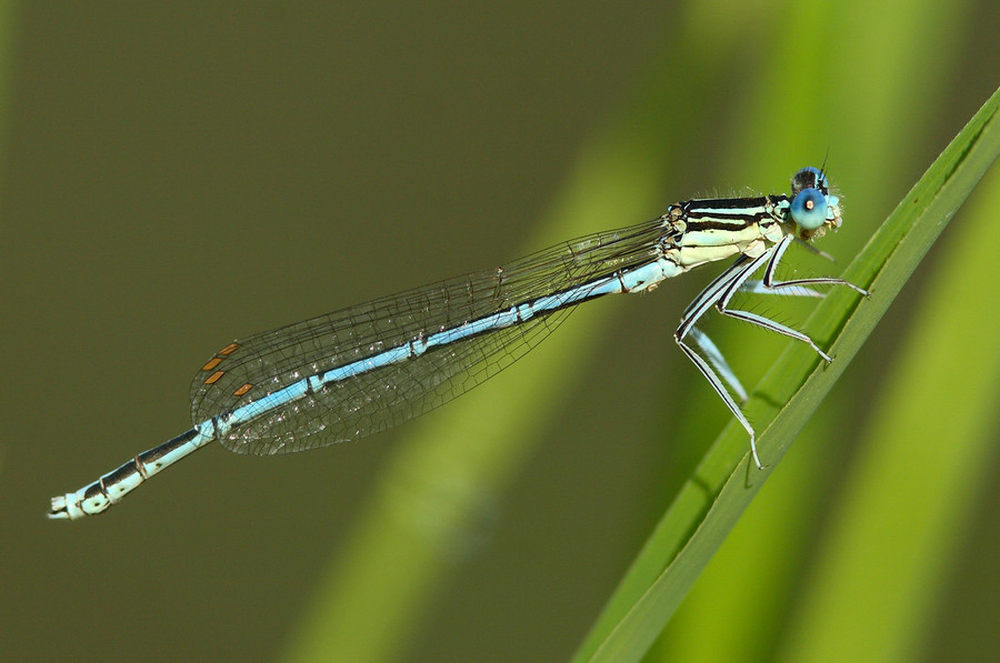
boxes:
[2,2,999,662]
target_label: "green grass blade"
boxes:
[574,84,1000,663]
[775,161,1000,662]
[653,1,973,657]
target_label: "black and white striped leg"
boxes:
[715,235,868,363]
[761,234,869,296]
[738,279,823,298]
[715,236,834,363]
[675,251,773,468]
[674,237,867,470]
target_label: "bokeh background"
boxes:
[3,2,999,662]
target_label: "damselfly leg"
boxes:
[676,235,867,468]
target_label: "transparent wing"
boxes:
[190,216,668,455]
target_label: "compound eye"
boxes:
[792,166,827,195]
[790,187,828,230]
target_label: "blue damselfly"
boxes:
[49,166,866,520]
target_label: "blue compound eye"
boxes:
[790,187,828,230]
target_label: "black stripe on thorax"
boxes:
[683,196,770,211]
[680,196,779,231]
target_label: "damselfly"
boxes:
[49,167,866,520]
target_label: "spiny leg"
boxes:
[714,235,868,362]
[692,237,860,397]
[739,279,823,299]
[715,236,834,362]
[673,238,867,470]
[681,253,754,320]
[675,252,772,468]
[761,234,868,296]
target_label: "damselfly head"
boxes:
[789,166,842,240]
